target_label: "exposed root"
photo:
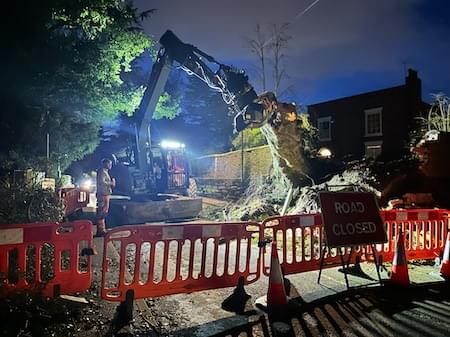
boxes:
[226,164,381,220]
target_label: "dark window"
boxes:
[318,117,332,141]
[365,108,382,136]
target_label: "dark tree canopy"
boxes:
[0,0,152,176]
[178,76,235,154]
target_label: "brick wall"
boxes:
[195,178,243,200]
[191,145,272,199]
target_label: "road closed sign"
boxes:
[318,192,387,247]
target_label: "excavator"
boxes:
[107,30,305,225]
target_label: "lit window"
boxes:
[365,141,382,158]
[365,108,382,136]
[317,116,332,141]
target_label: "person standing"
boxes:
[96,158,115,236]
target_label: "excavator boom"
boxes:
[135,30,266,171]
[105,30,306,226]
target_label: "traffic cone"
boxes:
[390,229,410,286]
[440,232,450,280]
[267,242,288,309]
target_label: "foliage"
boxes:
[178,76,234,154]
[232,128,267,149]
[409,117,428,148]
[409,93,450,149]
[426,93,450,132]
[0,180,64,224]
[299,113,319,153]
[154,92,181,120]
[1,0,152,176]
[244,23,312,192]
[231,113,318,152]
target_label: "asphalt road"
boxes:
[134,266,450,337]
[263,281,450,337]
[93,229,450,337]
[91,198,450,336]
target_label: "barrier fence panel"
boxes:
[261,214,361,276]
[0,220,94,298]
[102,222,261,302]
[377,209,449,261]
[262,210,449,277]
[60,187,90,216]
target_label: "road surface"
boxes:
[93,229,450,337]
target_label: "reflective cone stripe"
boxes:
[390,230,410,285]
[267,242,288,307]
[440,232,450,279]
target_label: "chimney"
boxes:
[406,68,418,82]
[405,68,422,102]
[405,68,423,127]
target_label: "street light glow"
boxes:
[318,147,332,158]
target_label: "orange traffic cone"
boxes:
[440,232,450,280]
[267,242,288,309]
[390,229,410,286]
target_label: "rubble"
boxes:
[225,161,381,221]
[290,166,381,214]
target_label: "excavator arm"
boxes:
[134,30,267,171]
[135,30,307,189]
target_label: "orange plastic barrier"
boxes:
[101,222,261,302]
[261,214,360,276]
[60,187,90,216]
[261,210,449,277]
[0,221,94,298]
[377,209,449,261]
[100,209,448,302]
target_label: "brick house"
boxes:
[308,69,429,161]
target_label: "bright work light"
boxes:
[80,178,93,190]
[161,140,185,149]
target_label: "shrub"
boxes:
[0,180,64,225]
[426,93,450,132]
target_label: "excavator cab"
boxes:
[150,142,190,195]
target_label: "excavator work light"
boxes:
[161,140,185,149]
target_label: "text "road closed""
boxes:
[332,222,376,236]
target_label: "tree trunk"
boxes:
[260,102,308,188]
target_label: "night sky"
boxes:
[136,0,450,105]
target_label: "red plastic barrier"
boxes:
[101,222,261,301]
[0,221,94,297]
[261,210,449,277]
[261,214,360,276]
[100,209,448,302]
[377,209,449,261]
[60,188,90,216]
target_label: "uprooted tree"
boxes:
[227,23,381,220]
[227,23,314,219]
[256,92,309,187]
